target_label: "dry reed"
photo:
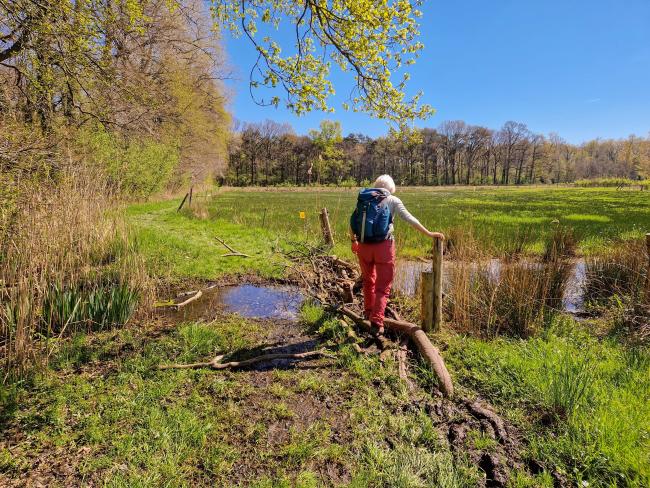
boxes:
[444,226,574,338]
[1,167,151,379]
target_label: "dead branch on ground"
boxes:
[215,236,250,257]
[158,349,334,370]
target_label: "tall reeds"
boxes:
[443,226,574,338]
[0,168,150,379]
[583,239,646,307]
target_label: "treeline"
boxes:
[227,120,650,186]
[1,0,230,200]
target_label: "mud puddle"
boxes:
[393,258,587,314]
[169,284,305,322]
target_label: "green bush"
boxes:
[574,177,650,188]
[42,281,139,333]
[77,127,179,198]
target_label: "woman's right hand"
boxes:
[428,231,445,240]
[351,240,360,254]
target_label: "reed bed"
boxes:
[444,226,576,338]
[0,169,151,379]
[583,240,647,307]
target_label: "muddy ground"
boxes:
[0,276,555,487]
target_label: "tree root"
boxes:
[397,336,413,389]
[340,306,454,397]
[466,400,510,444]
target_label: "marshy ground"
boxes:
[0,279,533,487]
[1,186,649,487]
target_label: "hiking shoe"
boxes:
[371,322,385,336]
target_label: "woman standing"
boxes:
[350,175,444,335]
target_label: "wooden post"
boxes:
[319,207,334,247]
[645,233,650,305]
[433,236,444,331]
[421,237,444,332]
[177,192,189,212]
[421,271,433,331]
[188,186,193,206]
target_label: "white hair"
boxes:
[373,174,396,194]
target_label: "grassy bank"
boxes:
[445,317,650,486]
[126,199,289,280]
[0,309,489,487]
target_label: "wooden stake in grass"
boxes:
[421,236,444,332]
[319,207,334,247]
[177,192,189,212]
[644,233,650,305]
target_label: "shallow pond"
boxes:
[172,284,305,322]
[393,258,587,314]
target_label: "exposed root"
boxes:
[340,306,454,397]
[466,400,510,445]
[397,336,413,389]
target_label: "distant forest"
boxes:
[228,120,650,186]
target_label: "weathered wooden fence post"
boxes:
[644,233,650,305]
[177,192,189,212]
[421,236,444,332]
[188,186,193,206]
[320,207,334,247]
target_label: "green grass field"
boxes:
[2,186,648,487]
[127,186,650,278]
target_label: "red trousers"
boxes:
[356,240,395,326]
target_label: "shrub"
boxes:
[76,127,180,199]
[574,177,650,188]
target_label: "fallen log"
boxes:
[340,306,454,397]
[174,290,202,310]
[397,336,411,387]
[158,349,334,370]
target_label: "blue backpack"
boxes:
[350,188,392,243]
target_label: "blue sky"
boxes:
[222,0,650,143]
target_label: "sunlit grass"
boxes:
[445,318,650,486]
[126,187,650,280]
